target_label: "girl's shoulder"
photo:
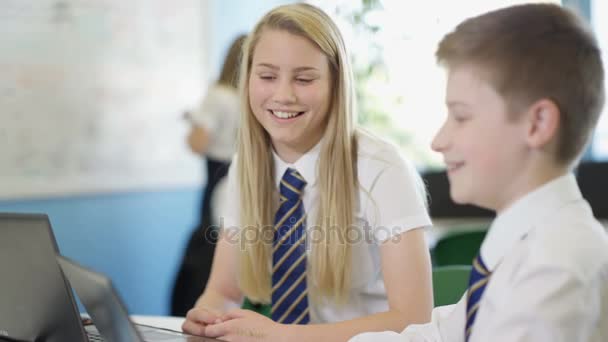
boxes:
[356,128,410,166]
[355,129,422,187]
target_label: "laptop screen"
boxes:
[0,213,87,342]
[56,255,145,342]
[56,255,218,342]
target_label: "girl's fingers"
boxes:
[181,319,206,336]
[186,307,220,324]
[204,320,232,338]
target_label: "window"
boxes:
[309,0,564,168]
[591,0,608,160]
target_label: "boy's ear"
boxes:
[524,98,560,149]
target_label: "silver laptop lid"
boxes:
[0,213,87,342]
[57,255,216,342]
[56,255,144,342]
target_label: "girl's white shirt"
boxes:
[220,131,432,323]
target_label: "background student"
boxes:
[171,34,247,317]
[182,3,434,341]
[351,3,608,342]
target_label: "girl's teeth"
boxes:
[273,111,299,119]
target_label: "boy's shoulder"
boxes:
[524,202,608,281]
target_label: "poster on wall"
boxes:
[0,0,208,199]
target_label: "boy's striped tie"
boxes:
[465,254,492,341]
[271,168,310,324]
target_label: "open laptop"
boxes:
[0,213,218,342]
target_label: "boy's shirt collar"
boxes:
[480,173,583,271]
[272,139,322,189]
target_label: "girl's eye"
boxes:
[296,78,314,84]
[259,75,276,80]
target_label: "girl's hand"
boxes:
[205,309,290,342]
[182,307,222,336]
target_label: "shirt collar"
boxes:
[272,140,322,188]
[480,173,582,271]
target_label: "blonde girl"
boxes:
[182,4,433,341]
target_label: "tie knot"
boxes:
[280,168,307,198]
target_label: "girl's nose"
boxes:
[273,80,297,104]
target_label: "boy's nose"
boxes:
[431,122,449,152]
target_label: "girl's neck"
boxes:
[273,139,321,164]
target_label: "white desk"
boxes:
[131,315,186,332]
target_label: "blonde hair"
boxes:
[236,3,358,304]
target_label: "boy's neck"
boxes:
[494,163,569,214]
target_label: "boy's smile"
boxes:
[445,160,465,174]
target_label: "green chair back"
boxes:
[432,229,486,266]
[242,297,271,317]
[432,265,471,306]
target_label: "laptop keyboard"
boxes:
[84,323,206,341]
[85,325,105,342]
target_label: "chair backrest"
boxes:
[432,229,486,266]
[433,265,472,307]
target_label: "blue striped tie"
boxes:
[271,168,310,324]
[465,254,492,341]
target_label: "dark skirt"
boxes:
[170,157,231,316]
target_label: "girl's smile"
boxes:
[248,29,332,162]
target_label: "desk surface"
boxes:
[131,315,185,332]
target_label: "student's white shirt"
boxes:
[350,173,608,342]
[190,84,240,161]
[220,131,432,324]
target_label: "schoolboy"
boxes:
[351,3,607,342]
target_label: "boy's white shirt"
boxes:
[350,173,608,342]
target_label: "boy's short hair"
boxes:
[436,4,605,166]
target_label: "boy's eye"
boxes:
[450,112,470,123]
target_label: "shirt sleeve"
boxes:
[471,263,602,342]
[190,86,226,132]
[348,300,466,342]
[365,150,432,243]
